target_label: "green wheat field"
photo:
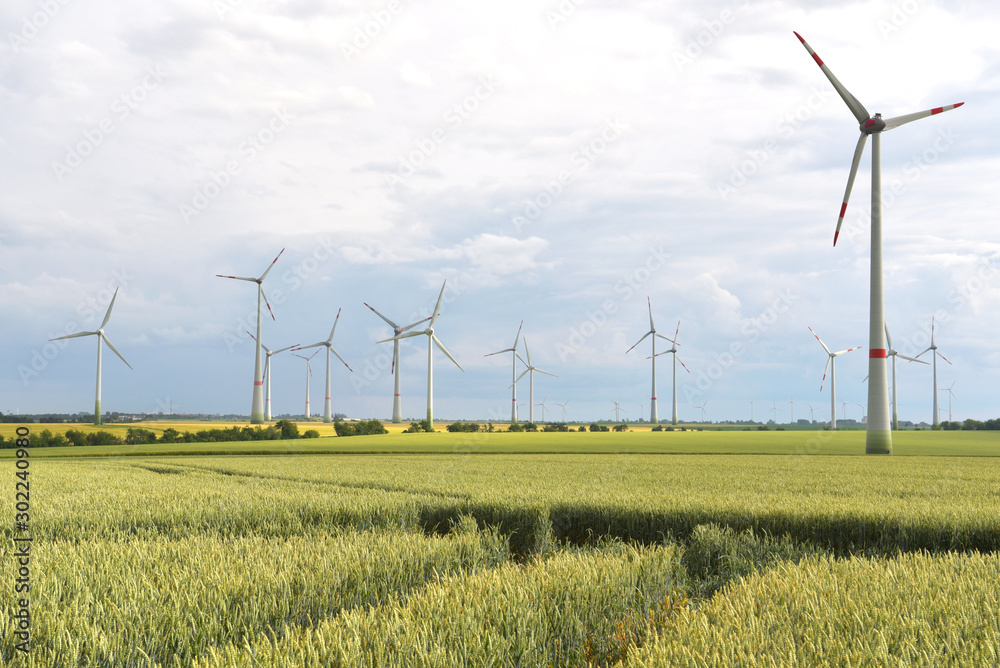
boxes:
[2,428,999,666]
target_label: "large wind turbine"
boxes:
[794,32,963,454]
[511,339,556,424]
[626,297,677,424]
[247,332,297,421]
[49,287,131,425]
[295,308,353,423]
[380,281,463,429]
[292,350,319,418]
[485,320,524,423]
[365,302,430,423]
[648,321,689,425]
[914,316,951,427]
[216,248,284,424]
[885,323,927,430]
[809,326,861,430]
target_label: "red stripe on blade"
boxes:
[931,107,943,114]
[869,349,887,359]
[839,202,848,218]
[812,53,824,67]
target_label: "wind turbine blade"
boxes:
[510,368,530,387]
[808,327,832,355]
[330,347,353,372]
[216,275,258,282]
[834,133,868,246]
[258,248,285,282]
[378,331,423,344]
[793,32,870,124]
[675,355,691,374]
[260,286,276,321]
[429,280,447,327]
[364,302,398,329]
[294,341,325,351]
[484,347,515,357]
[820,357,830,392]
[102,335,132,370]
[100,288,120,330]
[832,346,863,356]
[654,332,675,343]
[626,331,652,354]
[50,331,98,341]
[327,308,342,342]
[515,352,528,367]
[432,334,464,372]
[247,330,272,354]
[401,316,431,333]
[272,344,299,355]
[884,324,893,351]
[513,320,523,349]
[534,368,558,378]
[898,353,929,365]
[523,340,532,366]
[937,350,952,365]
[882,103,964,131]
[647,296,655,331]
[673,321,681,344]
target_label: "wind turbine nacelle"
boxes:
[862,114,886,135]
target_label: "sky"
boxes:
[3,0,999,425]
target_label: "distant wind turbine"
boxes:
[292,350,319,418]
[914,316,952,428]
[247,332,297,421]
[295,308,353,423]
[794,32,963,454]
[535,396,550,423]
[611,400,627,422]
[365,302,431,423]
[380,281,463,428]
[626,297,677,424]
[216,248,284,424]
[885,323,927,430]
[555,400,569,422]
[510,339,556,424]
[940,382,956,423]
[809,326,861,430]
[697,401,708,422]
[485,320,524,424]
[647,320,690,425]
[49,287,131,425]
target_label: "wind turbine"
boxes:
[292,350,318,418]
[647,321,689,425]
[380,281,463,429]
[485,320,524,423]
[940,382,956,423]
[626,297,677,424]
[697,401,708,423]
[535,396,549,423]
[885,323,928,430]
[555,400,569,422]
[809,326,861,430]
[770,402,779,424]
[842,399,849,422]
[611,400,627,422]
[788,398,795,424]
[749,400,754,423]
[511,339,556,424]
[49,287,131,425]
[914,316,952,428]
[857,403,867,423]
[216,248,284,424]
[808,404,816,422]
[247,332,297,421]
[794,32,963,454]
[295,308,353,423]
[365,302,431,423]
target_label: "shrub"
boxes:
[446,422,481,433]
[336,420,389,437]
[507,423,524,433]
[303,429,320,439]
[125,428,158,445]
[274,419,299,440]
[613,424,628,432]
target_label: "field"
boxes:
[1,429,999,666]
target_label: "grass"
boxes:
[4,424,1000,457]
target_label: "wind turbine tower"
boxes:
[365,302,430,423]
[626,297,676,424]
[295,308,353,423]
[216,248,284,424]
[511,339,556,424]
[292,351,318,418]
[794,32,963,453]
[915,317,951,428]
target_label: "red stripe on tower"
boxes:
[869,349,887,359]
